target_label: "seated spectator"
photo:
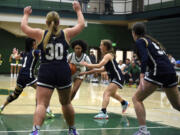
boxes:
[128,61,140,85]
[124,58,131,84]
[118,60,126,73]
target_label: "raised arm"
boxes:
[21,6,44,43]
[64,1,85,42]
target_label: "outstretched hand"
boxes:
[80,61,88,67]
[79,72,86,76]
[73,1,81,12]
[24,6,32,15]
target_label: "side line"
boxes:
[0,126,170,133]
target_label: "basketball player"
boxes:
[21,1,84,135]
[68,40,91,100]
[0,38,54,119]
[131,22,180,135]
[80,39,129,119]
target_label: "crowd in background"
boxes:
[86,51,180,87]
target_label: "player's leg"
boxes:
[132,80,157,135]
[0,85,23,113]
[30,86,53,134]
[58,87,79,135]
[71,78,83,100]
[164,86,180,111]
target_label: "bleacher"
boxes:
[144,0,180,11]
[146,17,180,59]
[0,0,73,11]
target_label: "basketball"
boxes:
[69,63,77,75]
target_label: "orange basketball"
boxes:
[69,63,77,75]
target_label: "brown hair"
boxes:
[132,22,165,51]
[101,39,114,55]
[43,11,61,50]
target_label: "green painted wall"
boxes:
[73,23,134,50]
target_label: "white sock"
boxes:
[139,125,147,132]
[33,125,40,131]
[46,106,50,113]
[0,105,4,110]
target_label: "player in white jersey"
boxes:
[68,40,91,100]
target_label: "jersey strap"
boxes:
[140,37,148,47]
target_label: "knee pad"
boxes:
[7,88,23,102]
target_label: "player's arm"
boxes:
[21,6,44,44]
[64,1,85,42]
[136,39,149,82]
[79,67,105,76]
[136,39,148,75]
[81,54,111,69]
[67,53,73,63]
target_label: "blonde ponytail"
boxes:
[43,21,54,50]
[43,11,61,50]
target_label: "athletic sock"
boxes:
[33,125,40,131]
[46,106,50,113]
[101,108,107,114]
[121,100,126,105]
[139,125,147,132]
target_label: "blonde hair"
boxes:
[43,11,60,50]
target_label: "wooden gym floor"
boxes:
[0,75,179,135]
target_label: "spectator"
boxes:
[128,61,140,85]
[124,58,131,84]
[89,51,96,64]
[118,60,126,73]
[89,51,98,82]
[105,0,113,14]
[82,0,89,13]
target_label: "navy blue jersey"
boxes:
[135,38,175,75]
[104,56,123,81]
[38,30,69,64]
[19,50,39,78]
[37,30,72,90]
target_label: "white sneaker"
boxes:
[68,129,79,135]
[94,111,109,119]
[133,130,151,135]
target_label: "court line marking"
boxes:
[0,126,171,133]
